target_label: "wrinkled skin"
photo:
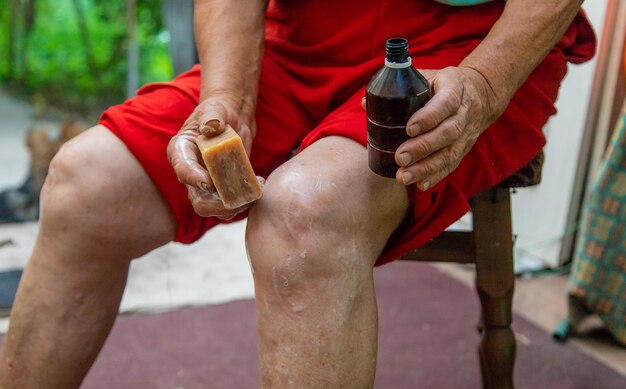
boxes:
[396,66,503,189]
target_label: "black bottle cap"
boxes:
[385,38,410,64]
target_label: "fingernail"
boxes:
[205,119,221,128]
[401,171,413,185]
[399,152,411,167]
[420,181,431,191]
[201,119,223,134]
[198,182,210,193]
[407,124,420,137]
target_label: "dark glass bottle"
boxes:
[366,38,430,178]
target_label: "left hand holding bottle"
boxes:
[395,66,506,190]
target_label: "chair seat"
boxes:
[499,151,544,188]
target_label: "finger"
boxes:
[406,69,463,137]
[396,115,465,167]
[188,185,252,219]
[168,135,212,191]
[416,166,455,192]
[197,101,231,137]
[396,145,462,188]
[187,184,219,205]
[361,96,366,110]
[187,185,230,217]
[217,203,252,221]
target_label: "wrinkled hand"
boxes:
[167,97,261,219]
[395,66,504,190]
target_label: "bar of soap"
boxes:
[196,125,263,209]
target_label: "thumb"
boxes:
[197,100,231,137]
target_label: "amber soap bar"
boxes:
[196,125,262,209]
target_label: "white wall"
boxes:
[511,1,609,269]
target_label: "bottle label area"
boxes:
[367,119,410,152]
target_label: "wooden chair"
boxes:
[399,153,544,389]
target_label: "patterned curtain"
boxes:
[556,40,626,346]
[562,99,626,346]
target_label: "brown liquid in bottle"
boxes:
[366,38,430,178]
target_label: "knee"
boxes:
[39,129,158,254]
[246,166,368,304]
[251,163,362,241]
[247,163,360,257]
[41,135,115,237]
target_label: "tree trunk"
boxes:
[126,0,139,97]
[19,0,36,84]
[70,0,99,79]
[7,0,19,82]
[162,0,196,76]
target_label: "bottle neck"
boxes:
[384,57,412,69]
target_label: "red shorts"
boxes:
[99,0,595,265]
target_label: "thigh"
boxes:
[99,57,315,244]
[98,67,206,244]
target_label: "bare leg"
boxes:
[246,136,410,388]
[0,126,176,388]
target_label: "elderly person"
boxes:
[0,0,594,387]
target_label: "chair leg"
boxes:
[472,188,516,389]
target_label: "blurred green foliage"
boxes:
[0,0,173,116]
